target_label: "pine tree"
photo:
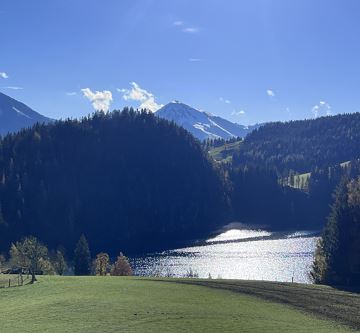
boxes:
[311,176,360,285]
[74,235,91,276]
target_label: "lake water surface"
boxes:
[130,229,319,283]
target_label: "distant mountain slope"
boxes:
[0,92,50,135]
[233,113,360,174]
[156,101,259,140]
[208,139,243,163]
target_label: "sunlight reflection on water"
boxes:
[131,230,319,284]
[206,229,272,242]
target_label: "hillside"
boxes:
[204,113,360,230]
[0,276,356,332]
[0,109,229,255]
[233,113,360,175]
[0,92,50,135]
[207,139,243,163]
[156,101,258,140]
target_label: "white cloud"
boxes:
[231,110,246,116]
[5,86,23,90]
[66,92,77,96]
[189,58,202,62]
[173,20,200,34]
[219,97,231,104]
[312,100,331,118]
[0,72,9,79]
[118,82,163,112]
[312,105,319,117]
[182,27,199,33]
[139,98,163,112]
[81,88,113,112]
[267,89,275,97]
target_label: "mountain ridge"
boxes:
[0,92,51,135]
[156,101,259,140]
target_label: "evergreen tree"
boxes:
[311,177,360,285]
[74,235,91,276]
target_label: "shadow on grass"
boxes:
[332,284,360,294]
[151,278,360,331]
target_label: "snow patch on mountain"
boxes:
[12,107,31,119]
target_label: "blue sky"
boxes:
[1,0,360,125]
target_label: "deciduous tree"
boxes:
[53,249,67,276]
[111,253,132,276]
[9,236,49,283]
[95,252,109,276]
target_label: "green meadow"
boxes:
[0,276,358,333]
[208,140,242,163]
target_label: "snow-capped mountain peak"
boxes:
[156,102,258,140]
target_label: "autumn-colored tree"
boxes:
[95,252,109,276]
[111,252,132,276]
[9,236,49,283]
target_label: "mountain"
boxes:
[233,112,360,174]
[0,92,50,135]
[156,101,259,140]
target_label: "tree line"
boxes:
[233,112,360,175]
[206,114,360,236]
[3,234,132,283]
[229,159,360,231]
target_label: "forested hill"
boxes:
[233,113,360,174]
[0,109,229,255]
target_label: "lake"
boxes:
[130,229,319,283]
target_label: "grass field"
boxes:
[176,279,360,330]
[208,140,242,163]
[0,274,31,288]
[0,276,358,333]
